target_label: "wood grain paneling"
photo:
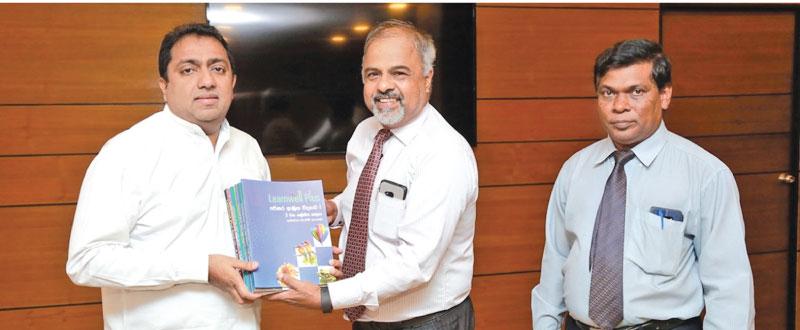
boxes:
[666,94,791,137]
[478,3,658,9]
[751,252,789,330]
[478,94,791,144]
[475,185,551,275]
[267,154,347,194]
[0,205,99,309]
[473,272,538,330]
[475,141,589,186]
[477,7,659,99]
[0,105,160,156]
[738,174,792,254]
[477,98,603,143]
[476,135,788,187]
[0,304,102,329]
[0,4,206,105]
[0,155,92,206]
[663,11,795,96]
[693,134,790,175]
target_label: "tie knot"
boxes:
[374,128,392,145]
[613,150,635,168]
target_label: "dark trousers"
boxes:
[352,296,474,330]
[565,314,702,330]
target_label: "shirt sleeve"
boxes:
[65,142,208,290]
[328,146,478,310]
[531,160,574,330]
[695,168,755,329]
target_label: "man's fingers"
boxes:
[332,246,343,255]
[234,260,259,272]
[279,274,301,290]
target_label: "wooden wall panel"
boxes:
[475,185,550,275]
[751,252,789,330]
[739,174,792,254]
[477,99,603,143]
[0,205,99,309]
[693,134,790,174]
[662,12,795,96]
[0,304,102,329]
[478,94,791,144]
[475,141,589,186]
[477,134,789,187]
[0,156,91,206]
[267,155,347,194]
[473,272,538,330]
[0,4,206,104]
[477,7,659,98]
[0,105,160,156]
[478,3,658,9]
[667,95,791,137]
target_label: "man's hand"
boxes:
[208,255,265,304]
[269,273,322,309]
[326,199,338,225]
[329,246,344,279]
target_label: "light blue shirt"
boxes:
[531,122,754,329]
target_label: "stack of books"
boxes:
[225,179,336,293]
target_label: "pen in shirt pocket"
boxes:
[649,206,684,229]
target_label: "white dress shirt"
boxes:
[67,105,270,330]
[328,104,478,322]
[532,122,754,329]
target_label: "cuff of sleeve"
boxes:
[327,275,378,310]
[329,196,345,228]
[172,252,209,283]
[321,286,333,313]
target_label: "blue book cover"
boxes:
[225,179,336,293]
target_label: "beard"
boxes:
[370,90,405,127]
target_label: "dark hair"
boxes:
[158,23,235,81]
[593,39,671,90]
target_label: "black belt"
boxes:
[572,316,701,330]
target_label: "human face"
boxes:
[158,35,236,137]
[362,31,433,129]
[596,62,671,150]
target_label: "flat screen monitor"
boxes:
[208,3,476,155]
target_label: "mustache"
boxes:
[372,90,402,102]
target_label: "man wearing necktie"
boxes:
[271,20,478,330]
[531,39,754,330]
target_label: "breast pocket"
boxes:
[627,210,688,277]
[371,194,406,241]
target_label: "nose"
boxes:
[612,93,630,113]
[377,74,394,93]
[198,68,216,90]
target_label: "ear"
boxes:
[425,69,434,93]
[232,74,237,90]
[659,85,673,110]
[158,77,168,102]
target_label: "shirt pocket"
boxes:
[627,209,687,276]
[371,194,406,241]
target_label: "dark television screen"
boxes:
[207,3,476,155]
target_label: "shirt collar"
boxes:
[592,121,668,168]
[385,103,432,146]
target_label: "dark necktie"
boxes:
[342,128,391,321]
[589,150,635,329]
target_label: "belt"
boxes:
[572,316,701,330]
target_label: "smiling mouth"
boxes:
[194,95,219,105]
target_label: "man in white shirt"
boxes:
[66,23,270,329]
[270,20,479,329]
[531,39,754,330]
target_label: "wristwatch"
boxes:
[321,286,333,313]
